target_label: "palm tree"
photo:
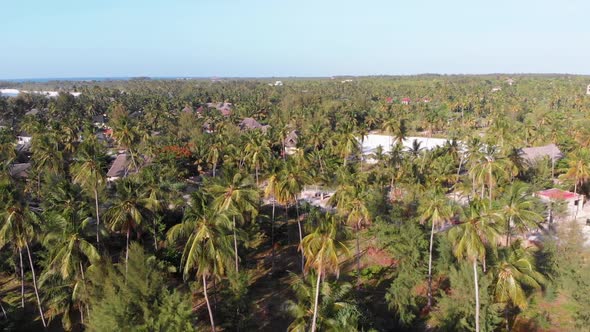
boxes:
[278,161,311,273]
[208,172,259,272]
[418,190,454,308]
[300,213,349,332]
[559,148,590,195]
[329,182,370,286]
[382,118,407,146]
[244,132,272,185]
[264,165,281,272]
[41,208,100,328]
[167,208,233,332]
[72,136,106,243]
[492,243,545,331]
[0,199,47,328]
[104,179,146,276]
[112,117,140,171]
[498,182,543,246]
[449,200,500,332]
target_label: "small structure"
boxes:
[491,87,502,92]
[401,98,411,105]
[9,163,31,179]
[284,130,299,156]
[422,97,431,103]
[239,117,269,132]
[274,81,283,86]
[92,114,107,128]
[506,78,515,86]
[520,144,563,165]
[385,97,394,104]
[25,109,40,116]
[181,106,193,114]
[107,154,132,182]
[17,132,32,145]
[587,84,590,95]
[206,102,232,116]
[536,188,584,222]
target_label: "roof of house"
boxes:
[285,130,299,147]
[206,102,232,116]
[9,163,31,178]
[106,154,130,178]
[520,144,563,163]
[537,188,580,201]
[92,115,106,123]
[239,117,263,129]
[182,106,193,113]
[25,109,39,116]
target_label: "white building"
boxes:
[587,84,590,95]
[360,134,456,163]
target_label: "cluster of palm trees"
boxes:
[1,75,590,331]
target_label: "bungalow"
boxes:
[206,102,233,117]
[520,144,563,166]
[106,153,132,182]
[401,98,411,105]
[239,117,270,133]
[284,130,299,156]
[536,188,584,222]
[17,132,32,145]
[9,163,31,179]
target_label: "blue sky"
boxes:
[1,0,589,78]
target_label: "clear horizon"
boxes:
[1,0,589,79]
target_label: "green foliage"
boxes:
[85,243,195,332]
[429,263,503,332]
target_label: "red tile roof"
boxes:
[537,188,578,200]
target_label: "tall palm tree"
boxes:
[167,208,233,332]
[559,148,590,195]
[264,165,282,272]
[244,132,272,185]
[492,243,545,331]
[72,136,106,243]
[104,179,146,276]
[329,182,370,285]
[278,161,311,273]
[418,190,454,308]
[300,213,349,332]
[498,182,543,246]
[0,199,47,328]
[208,172,259,272]
[41,208,100,328]
[449,200,500,332]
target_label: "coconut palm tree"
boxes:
[418,189,454,308]
[449,200,500,332]
[329,182,370,285]
[559,148,590,195]
[167,208,233,332]
[498,182,543,246]
[0,198,47,328]
[72,136,106,243]
[300,212,349,332]
[244,132,272,185]
[492,243,545,331]
[208,172,259,272]
[278,161,311,273]
[104,179,146,276]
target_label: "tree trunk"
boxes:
[355,226,361,288]
[233,216,239,272]
[19,248,24,308]
[212,162,217,177]
[506,216,513,247]
[255,166,259,186]
[94,188,100,243]
[271,200,276,272]
[125,228,130,279]
[311,269,322,332]
[25,243,47,328]
[473,259,480,332]
[203,275,216,332]
[296,202,304,274]
[427,220,435,308]
[0,300,6,319]
[489,167,493,204]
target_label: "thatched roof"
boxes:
[9,163,31,178]
[107,154,130,178]
[285,130,299,147]
[520,144,563,164]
